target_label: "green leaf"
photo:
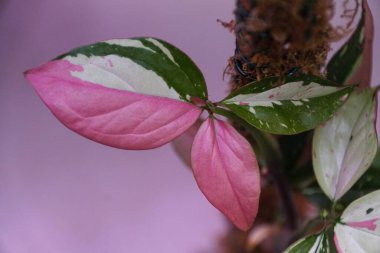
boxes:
[285,234,330,253]
[327,0,373,87]
[56,37,208,102]
[221,75,353,135]
[313,89,378,201]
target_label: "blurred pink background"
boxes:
[0,1,379,252]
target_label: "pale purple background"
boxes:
[0,1,379,253]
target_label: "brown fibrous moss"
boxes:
[228,0,338,90]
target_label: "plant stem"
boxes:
[266,155,298,230]
[214,107,298,229]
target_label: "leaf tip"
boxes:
[24,66,39,82]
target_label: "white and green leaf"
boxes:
[334,190,380,253]
[57,37,208,102]
[313,88,377,200]
[25,37,207,150]
[221,75,353,135]
[285,234,330,253]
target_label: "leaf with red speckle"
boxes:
[334,190,380,253]
[313,89,378,200]
[191,117,261,231]
[222,75,353,135]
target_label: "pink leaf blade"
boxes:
[25,60,202,150]
[191,118,261,231]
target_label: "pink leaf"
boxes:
[191,118,261,231]
[25,60,201,150]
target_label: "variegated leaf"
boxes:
[334,190,380,253]
[313,89,377,200]
[327,0,373,87]
[191,118,261,231]
[56,38,208,101]
[285,234,330,253]
[25,38,206,150]
[222,76,353,135]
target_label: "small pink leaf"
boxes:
[191,118,261,231]
[25,60,201,150]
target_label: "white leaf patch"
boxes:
[334,190,380,253]
[224,81,345,108]
[66,54,181,100]
[106,39,155,53]
[313,89,377,200]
